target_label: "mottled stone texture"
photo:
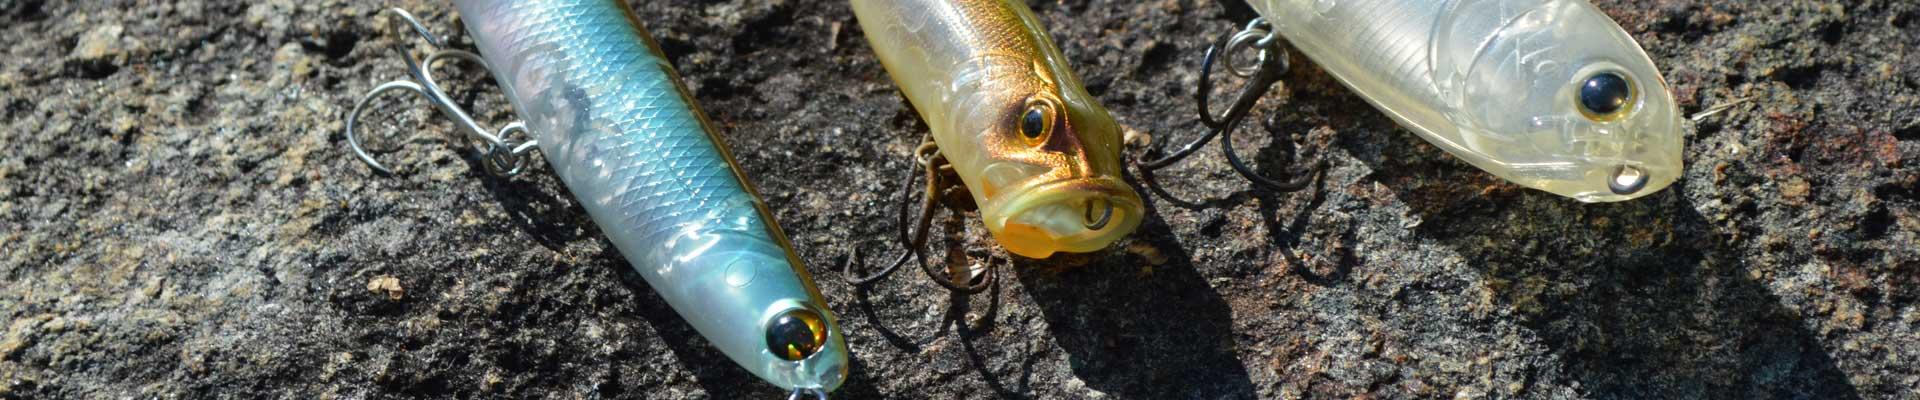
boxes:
[2,0,1915,399]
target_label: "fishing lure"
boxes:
[341,3,847,397]
[845,0,1144,290]
[1152,0,1683,202]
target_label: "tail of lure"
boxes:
[1249,0,1683,201]
[346,1,849,394]
[851,0,1144,258]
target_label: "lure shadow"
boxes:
[1383,165,1862,397]
[475,166,596,252]
[1015,183,1259,399]
[950,266,1036,399]
[847,281,924,355]
[1253,167,1343,284]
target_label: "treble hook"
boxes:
[344,8,539,177]
[1136,18,1320,198]
[840,135,993,294]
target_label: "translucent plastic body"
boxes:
[851,0,1144,258]
[454,0,847,392]
[1250,0,1683,201]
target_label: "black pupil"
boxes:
[1579,73,1632,116]
[766,310,823,361]
[1020,107,1046,139]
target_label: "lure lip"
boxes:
[980,175,1143,259]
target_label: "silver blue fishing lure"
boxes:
[342,1,848,397]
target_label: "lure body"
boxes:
[452,0,847,392]
[1248,0,1683,201]
[851,0,1143,258]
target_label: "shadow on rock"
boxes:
[476,159,596,252]
[951,268,1034,399]
[1016,187,1258,399]
[1403,179,1862,398]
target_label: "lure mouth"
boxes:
[981,176,1143,259]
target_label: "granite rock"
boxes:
[2,0,1915,399]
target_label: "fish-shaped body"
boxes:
[1248,0,1683,201]
[452,0,847,392]
[851,0,1144,258]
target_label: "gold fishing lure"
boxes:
[851,0,1143,260]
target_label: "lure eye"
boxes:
[1018,101,1053,143]
[765,309,827,361]
[1577,72,1635,120]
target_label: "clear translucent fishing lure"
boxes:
[341,2,846,397]
[850,0,1144,263]
[1235,0,1684,202]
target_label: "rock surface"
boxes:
[3,0,1916,399]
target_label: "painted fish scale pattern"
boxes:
[459,0,773,264]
